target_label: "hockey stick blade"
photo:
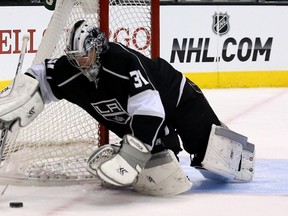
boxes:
[1,184,8,196]
[0,125,9,162]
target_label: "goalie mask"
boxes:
[65,20,109,81]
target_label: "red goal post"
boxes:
[0,0,160,185]
[98,0,160,145]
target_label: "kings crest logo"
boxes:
[212,12,230,36]
[91,99,130,124]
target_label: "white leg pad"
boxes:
[133,150,192,196]
[235,142,255,181]
[199,124,255,182]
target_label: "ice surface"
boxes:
[0,88,287,216]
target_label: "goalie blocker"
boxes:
[0,74,44,161]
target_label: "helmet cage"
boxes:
[65,20,109,81]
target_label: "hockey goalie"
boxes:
[0,20,255,196]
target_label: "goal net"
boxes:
[0,0,159,185]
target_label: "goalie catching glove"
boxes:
[87,134,151,186]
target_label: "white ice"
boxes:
[1,88,288,216]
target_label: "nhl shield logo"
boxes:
[212,12,230,36]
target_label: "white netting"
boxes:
[0,0,155,185]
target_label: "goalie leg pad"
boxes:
[198,124,255,182]
[234,142,255,181]
[87,134,151,186]
[133,150,192,196]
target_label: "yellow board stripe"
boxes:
[184,71,288,88]
[1,71,288,90]
[0,80,12,90]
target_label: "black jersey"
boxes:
[45,42,185,147]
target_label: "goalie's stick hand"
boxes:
[0,35,30,162]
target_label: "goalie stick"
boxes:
[16,34,30,77]
[0,184,8,196]
[0,34,30,96]
[0,35,30,162]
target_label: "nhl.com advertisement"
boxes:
[0,5,288,87]
[160,5,288,75]
[169,13,273,64]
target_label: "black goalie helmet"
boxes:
[65,20,109,81]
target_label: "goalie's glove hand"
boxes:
[87,134,151,186]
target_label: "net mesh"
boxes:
[0,0,154,185]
